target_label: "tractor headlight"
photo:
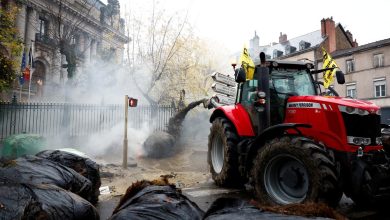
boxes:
[346,106,355,114]
[357,109,366,115]
[347,136,371,146]
[362,138,371,145]
[338,105,369,115]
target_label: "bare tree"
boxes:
[125,1,191,105]
[124,1,232,106]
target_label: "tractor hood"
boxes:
[288,96,380,113]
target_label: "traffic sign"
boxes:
[211,82,236,96]
[211,72,236,87]
[214,93,235,105]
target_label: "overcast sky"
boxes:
[105,0,389,52]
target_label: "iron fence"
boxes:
[0,102,174,141]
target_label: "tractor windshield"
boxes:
[270,69,316,96]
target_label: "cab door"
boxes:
[239,80,261,135]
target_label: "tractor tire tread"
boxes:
[208,117,243,187]
[252,136,342,206]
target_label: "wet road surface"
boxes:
[97,182,388,219]
[96,149,388,220]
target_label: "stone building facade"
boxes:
[326,39,390,123]
[9,0,128,101]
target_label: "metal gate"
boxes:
[0,102,174,141]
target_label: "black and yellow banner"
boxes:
[239,46,255,80]
[321,47,338,88]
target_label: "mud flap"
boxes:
[237,138,252,179]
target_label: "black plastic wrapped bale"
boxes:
[0,179,99,220]
[203,198,335,220]
[0,155,93,203]
[36,149,101,204]
[0,180,38,220]
[109,179,204,220]
[142,131,175,158]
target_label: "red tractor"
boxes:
[207,52,390,206]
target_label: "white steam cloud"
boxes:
[36,52,218,161]
[40,59,154,161]
[178,109,211,151]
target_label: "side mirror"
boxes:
[336,70,345,84]
[235,68,246,83]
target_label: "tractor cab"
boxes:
[235,59,321,134]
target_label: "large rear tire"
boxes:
[252,136,342,206]
[208,117,242,187]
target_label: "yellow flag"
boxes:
[321,47,339,88]
[239,46,255,80]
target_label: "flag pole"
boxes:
[19,82,22,101]
[28,41,34,103]
[20,44,26,102]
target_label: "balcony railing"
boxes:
[35,33,56,47]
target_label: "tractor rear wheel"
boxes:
[252,136,342,206]
[208,117,242,186]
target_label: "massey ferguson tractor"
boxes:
[206,52,390,207]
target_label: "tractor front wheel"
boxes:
[252,136,342,206]
[208,117,242,187]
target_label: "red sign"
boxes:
[128,98,138,107]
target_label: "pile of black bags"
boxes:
[108,179,338,220]
[36,150,101,204]
[109,179,204,220]
[0,179,99,220]
[0,150,101,220]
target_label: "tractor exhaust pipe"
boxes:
[256,52,271,133]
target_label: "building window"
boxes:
[285,45,296,55]
[273,49,283,58]
[374,78,386,97]
[373,54,384,68]
[346,84,356,98]
[346,59,355,73]
[38,18,47,37]
[70,35,76,45]
[299,41,311,50]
